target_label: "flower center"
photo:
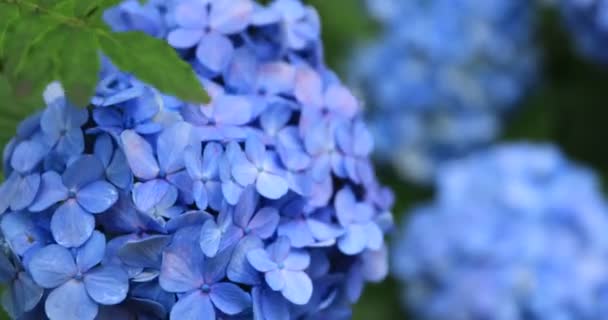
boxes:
[278,263,285,270]
[201,284,211,293]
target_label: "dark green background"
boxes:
[2,1,608,319]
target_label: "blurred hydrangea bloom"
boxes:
[0,0,394,319]
[350,0,538,183]
[394,144,608,319]
[560,0,608,64]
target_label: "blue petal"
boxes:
[324,84,358,118]
[264,269,284,291]
[260,105,291,136]
[84,266,129,305]
[249,207,279,239]
[210,282,251,315]
[132,180,172,213]
[231,150,258,187]
[283,251,310,271]
[93,134,113,168]
[307,219,344,242]
[294,66,323,108]
[118,235,171,269]
[184,145,204,180]
[165,210,213,234]
[76,231,106,273]
[156,122,192,174]
[29,244,76,288]
[120,130,160,180]
[196,33,234,73]
[51,201,95,248]
[267,237,290,262]
[337,224,368,256]
[246,249,276,273]
[277,219,314,248]
[1,212,47,256]
[252,286,289,320]
[209,0,253,34]
[30,171,68,212]
[199,219,222,258]
[62,155,105,190]
[256,172,288,200]
[168,28,204,48]
[10,140,47,174]
[170,291,215,320]
[174,1,207,28]
[192,181,209,210]
[203,249,232,284]
[55,128,85,156]
[233,186,258,229]
[77,181,119,214]
[222,180,244,206]
[256,62,296,95]
[0,173,19,213]
[213,94,253,126]
[334,187,356,226]
[227,236,263,285]
[159,241,203,293]
[277,127,311,171]
[10,173,41,211]
[245,136,266,168]
[166,171,194,205]
[280,270,312,305]
[206,181,224,211]
[45,280,98,320]
[106,149,133,189]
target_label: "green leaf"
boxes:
[2,13,60,77]
[0,3,19,58]
[98,31,209,103]
[47,26,100,106]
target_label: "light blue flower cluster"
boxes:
[350,0,538,183]
[0,0,393,319]
[393,144,608,320]
[560,0,608,64]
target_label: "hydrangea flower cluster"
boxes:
[350,0,538,183]
[0,0,394,319]
[560,0,608,64]
[393,144,608,319]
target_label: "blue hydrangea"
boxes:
[393,144,608,319]
[0,0,394,319]
[349,0,539,183]
[560,0,608,64]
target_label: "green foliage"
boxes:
[98,30,208,104]
[0,0,208,113]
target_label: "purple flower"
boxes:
[29,156,119,248]
[253,0,321,50]
[168,0,254,73]
[0,0,393,318]
[231,136,289,199]
[160,227,252,318]
[247,237,313,305]
[334,187,383,255]
[40,97,88,158]
[28,232,129,320]
[184,142,224,211]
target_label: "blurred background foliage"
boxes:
[1,0,608,319]
[307,0,608,319]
